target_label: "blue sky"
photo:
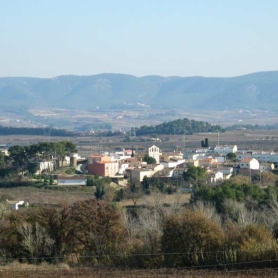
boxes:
[0,0,277,77]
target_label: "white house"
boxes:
[240,158,260,170]
[209,171,223,183]
[237,151,278,164]
[118,161,129,175]
[218,167,233,179]
[214,156,226,163]
[259,163,275,171]
[57,176,87,186]
[160,158,185,168]
[131,164,164,183]
[185,150,208,160]
[6,200,25,210]
[214,145,237,155]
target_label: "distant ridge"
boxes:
[0,71,278,112]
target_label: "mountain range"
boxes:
[1,71,278,113]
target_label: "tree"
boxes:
[183,165,207,184]
[94,184,105,200]
[37,205,74,259]
[226,152,237,161]
[128,182,143,205]
[0,151,5,169]
[18,222,54,263]
[143,154,156,164]
[70,199,126,263]
[141,176,150,193]
[8,145,27,174]
[204,138,209,147]
[27,162,38,175]
[114,188,124,201]
[162,209,224,267]
[261,171,277,185]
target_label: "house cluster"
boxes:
[79,145,233,184]
[185,145,237,182]
[60,143,278,186]
[186,144,278,182]
[84,146,185,183]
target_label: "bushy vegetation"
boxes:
[0,126,75,136]
[226,123,278,131]
[135,118,223,135]
[0,141,77,179]
[1,193,278,270]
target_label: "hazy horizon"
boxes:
[1,1,277,78]
[1,70,278,79]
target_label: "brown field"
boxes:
[1,129,278,158]
[0,185,191,207]
[25,108,278,131]
[0,186,95,205]
[0,266,278,278]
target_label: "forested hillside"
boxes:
[135,118,222,135]
[1,71,278,114]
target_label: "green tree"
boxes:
[183,165,207,184]
[226,152,237,161]
[114,188,124,202]
[143,154,156,164]
[204,138,209,147]
[141,176,150,193]
[94,184,105,200]
[8,145,27,174]
[0,151,5,170]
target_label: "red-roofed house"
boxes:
[198,157,215,168]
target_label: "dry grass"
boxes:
[0,187,94,205]
[120,192,191,207]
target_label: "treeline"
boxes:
[0,141,77,178]
[0,126,75,136]
[191,180,278,212]
[226,123,278,131]
[135,118,223,135]
[2,191,278,269]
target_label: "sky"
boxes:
[0,0,278,78]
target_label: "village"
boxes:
[50,143,278,186]
[2,138,277,211]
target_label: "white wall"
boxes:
[57,179,87,186]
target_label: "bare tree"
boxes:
[18,221,54,262]
[192,200,220,223]
[222,199,258,226]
